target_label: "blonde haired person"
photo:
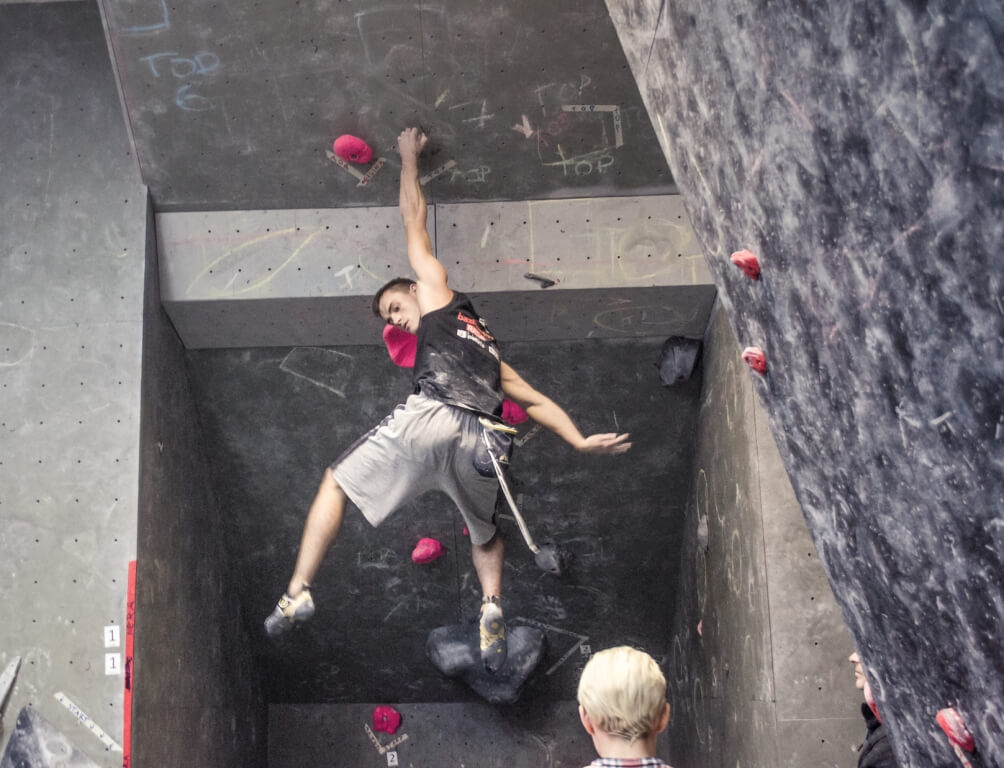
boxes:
[576,646,673,767]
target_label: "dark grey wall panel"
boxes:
[607,1,1004,764]
[164,285,715,348]
[667,303,776,767]
[185,337,700,703]
[268,701,673,768]
[134,202,266,767]
[99,0,674,211]
[667,304,860,768]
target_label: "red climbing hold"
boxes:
[333,134,374,164]
[742,346,767,375]
[501,398,529,426]
[937,708,975,752]
[382,324,529,425]
[730,249,761,280]
[383,324,417,367]
[373,705,402,735]
[411,537,445,564]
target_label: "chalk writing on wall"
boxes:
[119,0,171,35]
[139,51,220,111]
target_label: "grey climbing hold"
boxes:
[426,624,546,705]
[657,337,702,385]
[1,706,100,768]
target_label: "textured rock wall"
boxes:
[606,1,1004,764]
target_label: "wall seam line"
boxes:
[750,377,781,738]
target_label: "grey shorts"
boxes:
[331,393,500,545]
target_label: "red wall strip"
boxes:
[123,560,136,768]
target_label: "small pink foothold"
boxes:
[730,249,761,280]
[333,134,374,164]
[381,326,526,423]
[937,708,975,752]
[373,705,402,735]
[697,620,703,637]
[411,537,445,564]
[462,527,469,537]
[501,398,529,426]
[742,346,767,375]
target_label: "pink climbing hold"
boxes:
[333,134,374,164]
[742,346,767,375]
[730,249,761,280]
[462,526,469,537]
[411,537,445,564]
[383,324,417,367]
[697,620,703,637]
[501,398,529,426]
[382,324,529,425]
[373,705,402,735]
[937,708,975,753]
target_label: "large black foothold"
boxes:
[426,624,547,705]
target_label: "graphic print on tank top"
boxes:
[412,292,504,417]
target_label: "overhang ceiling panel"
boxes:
[100,0,676,211]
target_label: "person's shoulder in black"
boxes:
[858,701,898,768]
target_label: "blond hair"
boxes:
[577,646,667,743]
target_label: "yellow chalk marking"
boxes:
[238,229,323,295]
[185,228,297,297]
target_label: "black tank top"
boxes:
[412,292,504,417]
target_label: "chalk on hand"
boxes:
[412,537,445,564]
[333,134,374,164]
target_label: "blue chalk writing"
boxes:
[139,52,178,77]
[175,84,215,112]
[141,51,221,111]
[140,52,219,78]
[170,52,220,78]
[120,0,171,35]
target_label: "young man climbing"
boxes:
[264,127,631,672]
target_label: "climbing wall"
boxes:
[185,336,704,705]
[268,700,671,767]
[667,303,861,768]
[99,0,675,211]
[0,4,146,766]
[605,0,1004,764]
[155,195,713,348]
[133,206,267,767]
